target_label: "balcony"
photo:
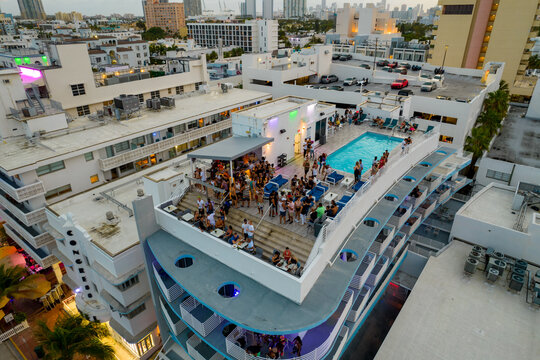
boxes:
[384,232,407,260]
[0,320,30,342]
[0,189,46,226]
[435,184,452,205]
[153,261,184,302]
[0,208,54,248]
[389,203,412,229]
[404,185,428,209]
[366,255,389,287]
[369,225,395,255]
[179,296,224,337]
[349,252,376,290]
[402,212,423,236]
[98,120,232,171]
[186,334,222,360]
[160,298,187,337]
[421,174,442,193]
[225,289,354,360]
[4,224,58,268]
[0,172,45,202]
[418,198,437,217]
[347,285,371,322]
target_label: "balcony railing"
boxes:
[366,255,389,287]
[347,285,371,322]
[0,172,45,202]
[186,334,221,360]
[160,298,186,337]
[4,224,58,268]
[179,296,223,337]
[0,320,29,342]
[99,119,232,171]
[0,190,46,226]
[369,225,395,255]
[402,212,423,236]
[349,252,376,290]
[225,289,354,360]
[384,232,407,260]
[0,208,54,248]
[153,261,184,302]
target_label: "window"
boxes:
[439,135,454,144]
[442,116,458,125]
[90,174,99,183]
[119,162,135,172]
[117,275,140,291]
[45,184,72,199]
[136,334,154,356]
[84,152,94,161]
[37,160,65,176]
[78,268,85,273]
[114,141,130,153]
[138,93,144,103]
[176,86,184,95]
[70,83,86,96]
[125,303,146,319]
[195,82,202,90]
[150,90,160,99]
[168,88,172,94]
[442,4,474,15]
[136,53,141,58]
[486,169,511,182]
[77,105,90,116]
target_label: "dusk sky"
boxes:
[0,0,439,16]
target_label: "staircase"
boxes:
[177,191,314,265]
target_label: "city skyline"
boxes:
[0,0,438,16]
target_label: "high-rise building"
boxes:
[184,0,202,17]
[263,0,274,19]
[322,0,326,10]
[144,1,186,34]
[430,0,540,97]
[241,0,256,18]
[283,0,306,18]
[336,3,398,37]
[17,0,46,20]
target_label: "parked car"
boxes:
[397,89,414,96]
[388,61,398,69]
[377,60,389,67]
[354,88,369,93]
[343,77,357,86]
[320,75,339,84]
[436,95,451,100]
[411,65,421,71]
[399,62,411,69]
[381,66,393,72]
[421,81,437,92]
[357,78,369,86]
[328,85,344,91]
[359,63,371,69]
[339,54,352,61]
[420,74,432,81]
[332,54,340,60]
[391,79,409,89]
[433,74,445,85]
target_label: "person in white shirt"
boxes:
[207,212,215,228]
[197,197,205,212]
[241,218,249,240]
[247,220,255,240]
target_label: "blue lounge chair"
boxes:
[307,184,329,201]
[385,119,398,130]
[424,125,434,135]
[338,193,353,204]
[370,118,379,127]
[380,118,392,128]
[352,180,365,192]
[327,171,344,185]
[263,182,279,198]
[271,174,288,188]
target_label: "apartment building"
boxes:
[144,1,186,34]
[242,45,504,149]
[283,0,307,19]
[240,0,257,18]
[17,0,46,20]
[184,0,203,17]
[187,20,278,53]
[0,53,270,358]
[336,2,399,37]
[430,0,540,98]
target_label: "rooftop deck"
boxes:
[375,241,540,360]
[0,88,270,173]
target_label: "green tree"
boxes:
[135,20,146,31]
[528,54,540,69]
[464,126,492,178]
[206,51,218,62]
[142,26,166,41]
[35,314,115,360]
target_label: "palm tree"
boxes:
[0,247,51,311]
[35,314,115,360]
[464,126,492,178]
[528,55,540,69]
[498,79,509,94]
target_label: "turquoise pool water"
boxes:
[326,132,402,174]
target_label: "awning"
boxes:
[187,136,273,161]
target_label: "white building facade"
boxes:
[284,0,307,19]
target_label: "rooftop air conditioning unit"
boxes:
[160,97,175,107]
[114,94,140,112]
[151,97,161,110]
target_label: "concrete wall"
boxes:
[476,157,540,188]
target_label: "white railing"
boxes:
[153,262,183,302]
[0,208,54,249]
[366,255,389,287]
[0,320,29,342]
[160,299,185,336]
[0,177,45,202]
[349,252,376,290]
[225,289,354,360]
[99,120,232,171]
[0,194,46,226]
[179,296,223,337]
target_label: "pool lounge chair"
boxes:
[271,174,288,188]
[326,171,344,185]
[352,180,366,192]
[380,118,392,128]
[307,184,329,201]
[263,181,279,198]
[385,119,398,130]
[338,193,353,204]
[424,125,434,135]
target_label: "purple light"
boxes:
[75,287,82,294]
[233,289,240,297]
[268,117,278,126]
[19,66,43,84]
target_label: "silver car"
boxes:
[421,81,437,92]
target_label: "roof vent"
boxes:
[464,257,478,274]
[137,189,144,197]
[106,211,115,221]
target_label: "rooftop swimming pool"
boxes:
[326,132,403,174]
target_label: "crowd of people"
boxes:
[237,333,303,358]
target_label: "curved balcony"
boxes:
[367,255,389,287]
[180,296,224,337]
[0,172,45,202]
[349,252,376,290]
[369,225,395,255]
[153,261,184,302]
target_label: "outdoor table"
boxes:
[211,229,225,238]
[181,213,194,222]
[323,192,338,203]
[164,205,177,213]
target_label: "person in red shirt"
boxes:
[283,247,292,262]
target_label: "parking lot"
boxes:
[318,59,488,101]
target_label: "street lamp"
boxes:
[441,45,449,70]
